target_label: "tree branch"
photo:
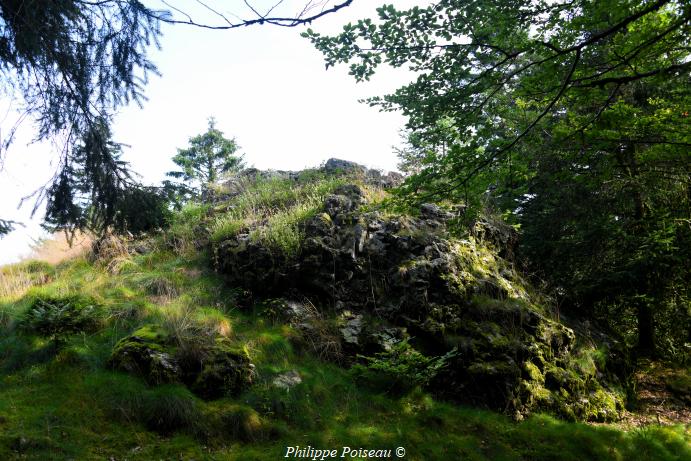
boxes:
[136,0,353,30]
[419,49,582,201]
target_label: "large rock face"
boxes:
[214,180,625,421]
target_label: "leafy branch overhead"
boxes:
[304,0,691,194]
[306,0,691,358]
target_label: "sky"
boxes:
[0,0,426,265]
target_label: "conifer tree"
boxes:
[166,118,244,202]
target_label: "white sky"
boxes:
[0,0,425,265]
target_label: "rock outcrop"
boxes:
[109,325,254,399]
[213,166,625,421]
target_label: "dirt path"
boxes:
[618,360,690,428]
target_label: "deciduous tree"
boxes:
[306,0,691,356]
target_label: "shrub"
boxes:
[21,295,103,342]
[352,340,458,394]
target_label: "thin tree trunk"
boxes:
[637,301,655,356]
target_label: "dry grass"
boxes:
[0,265,39,299]
[89,234,135,274]
[0,266,33,299]
[27,231,93,265]
[294,301,344,363]
[157,304,233,365]
[0,260,53,299]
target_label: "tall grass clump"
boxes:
[210,176,346,256]
[166,202,211,255]
[0,261,53,300]
[153,304,232,366]
[89,234,133,275]
[89,373,202,434]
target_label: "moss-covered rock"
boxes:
[212,175,627,422]
[109,325,255,399]
[189,340,254,399]
[109,325,181,385]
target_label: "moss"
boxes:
[537,320,576,356]
[220,404,270,442]
[189,340,254,399]
[519,378,553,409]
[586,388,623,422]
[445,239,531,302]
[667,371,691,403]
[108,325,181,385]
[317,212,332,224]
[524,361,544,382]
[544,365,583,391]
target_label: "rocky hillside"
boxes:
[0,159,687,460]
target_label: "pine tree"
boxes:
[166,118,244,202]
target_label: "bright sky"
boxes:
[0,0,425,265]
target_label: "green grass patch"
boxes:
[210,176,347,256]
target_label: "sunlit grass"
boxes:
[210,176,347,256]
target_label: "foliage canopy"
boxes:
[306,0,691,357]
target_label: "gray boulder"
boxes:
[324,158,367,175]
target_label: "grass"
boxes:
[1,348,688,460]
[210,175,347,256]
[0,260,54,299]
[0,246,688,460]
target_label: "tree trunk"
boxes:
[636,301,655,357]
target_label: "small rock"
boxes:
[324,194,354,218]
[420,203,453,221]
[264,298,313,323]
[339,312,364,346]
[333,184,364,206]
[273,370,303,390]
